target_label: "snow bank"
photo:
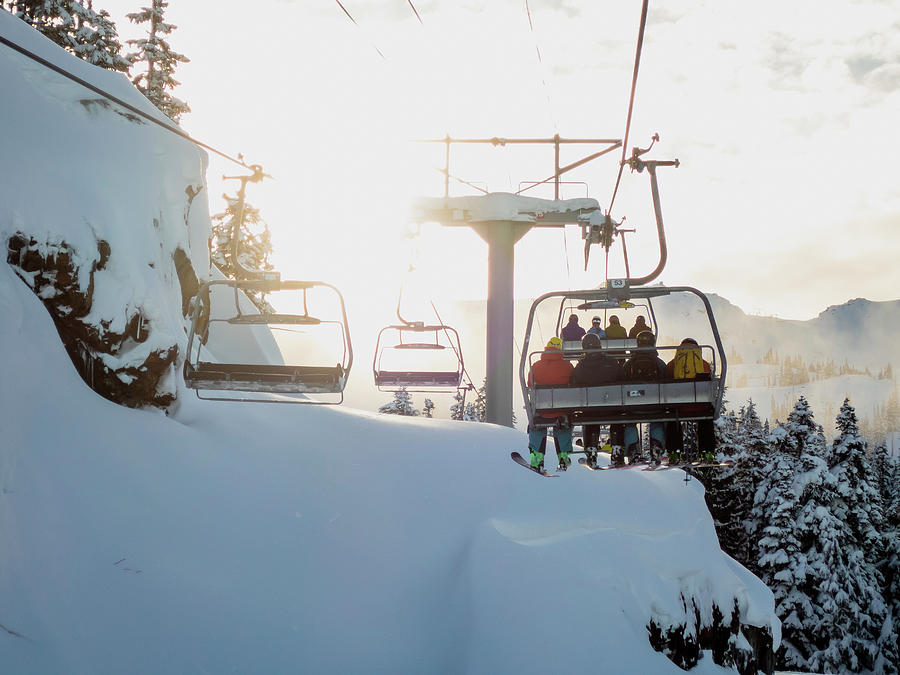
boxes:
[0,264,777,672]
[1,9,210,404]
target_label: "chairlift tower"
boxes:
[412,136,620,427]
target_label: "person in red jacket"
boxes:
[527,336,575,471]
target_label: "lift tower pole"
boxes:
[413,136,619,427]
[414,196,604,427]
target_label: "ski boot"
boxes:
[557,452,571,472]
[529,449,545,472]
[584,447,598,469]
[611,448,626,468]
[648,440,664,467]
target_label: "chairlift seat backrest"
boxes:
[227,314,322,325]
[530,379,718,427]
[393,342,445,350]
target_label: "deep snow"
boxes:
[0,12,777,673]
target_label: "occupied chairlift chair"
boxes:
[182,164,353,403]
[521,284,726,430]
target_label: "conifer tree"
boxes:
[813,399,895,672]
[210,193,274,310]
[879,446,900,671]
[125,0,189,122]
[708,400,770,569]
[449,389,477,421]
[750,397,827,670]
[422,398,435,418]
[751,440,806,670]
[5,0,130,71]
[378,388,420,416]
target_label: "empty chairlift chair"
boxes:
[373,322,465,393]
[183,278,353,403]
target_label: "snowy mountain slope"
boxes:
[0,262,777,673]
[0,14,777,673]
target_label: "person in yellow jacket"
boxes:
[667,337,711,379]
[665,338,715,462]
[605,315,627,339]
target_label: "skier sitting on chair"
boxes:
[561,314,586,342]
[665,337,716,463]
[526,336,575,472]
[570,333,623,467]
[620,331,667,466]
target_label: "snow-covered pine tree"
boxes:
[449,390,470,421]
[812,399,896,673]
[449,383,482,422]
[5,0,130,71]
[422,398,435,418]
[749,397,820,670]
[704,407,741,553]
[789,408,839,672]
[209,193,274,310]
[878,445,900,672]
[378,388,420,416]
[713,399,774,574]
[449,381,515,423]
[125,0,189,122]
[470,381,487,422]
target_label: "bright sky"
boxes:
[99,0,900,321]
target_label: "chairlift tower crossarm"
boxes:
[417,135,621,200]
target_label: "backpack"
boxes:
[626,354,661,381]
[672,348,705,379]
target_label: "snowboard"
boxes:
[511,451,557,477]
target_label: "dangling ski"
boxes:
[579,457,652,471]
[643,459,735,471]
[511,451,557,477]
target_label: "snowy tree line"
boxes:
[704,396,900,673]
[4,0,189,121]
[379,383,487,421]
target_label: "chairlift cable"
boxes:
[0,35,251,169]
[333,0,387,59]
[430,300,475,391]
[407,0,424,24]
[524,0,559,133]
[606,0,649,216]
[562,227,572,290]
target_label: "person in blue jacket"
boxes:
[586,316,606,338]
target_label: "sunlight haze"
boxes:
[100,0,900,321]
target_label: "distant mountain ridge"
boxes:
[690,294,900,372]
